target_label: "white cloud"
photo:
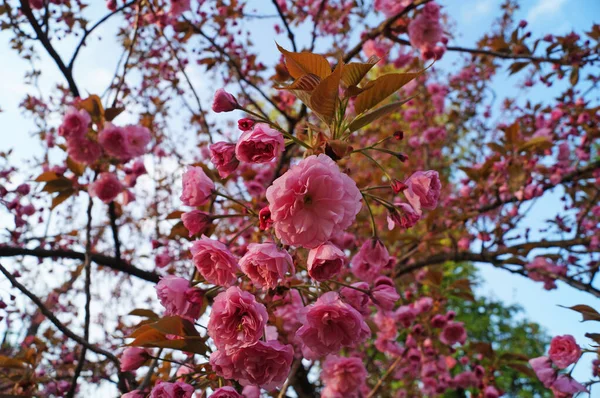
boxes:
[527,0,567,22]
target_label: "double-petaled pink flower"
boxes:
[350,239,391,282]
[120,347,149,372]
[190,236,239,286]
[210,142,240,178]
[266,154,362,249]
[207,286,268,352]
[58,108,90,140]
[180,166,214,207]
[156,275,204,321]
[210,340,294,390]
[296,292,370,359]
[149,381,194,398]
[235,124,284,164]
[548,335,581,369]
[89,172,123,203]
[404,170,441,215]
[239,243,294,290]
[321,355,367,397]
[307,242,346,281]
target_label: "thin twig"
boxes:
[66,193,95,397]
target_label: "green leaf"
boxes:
[354,72,421,115]
[348,97,413,132]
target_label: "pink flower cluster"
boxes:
[208,288,293,389]
[530,335,585,395]
[526,256,567,290]
[408,2,447,60]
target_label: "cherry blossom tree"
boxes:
[0,0,599,397]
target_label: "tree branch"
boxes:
[385,34,575,65]
[0,246,159,283]
[343,0,426,63]
[19,0,80,97]
[271,0,297,52]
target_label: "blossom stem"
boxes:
[355,150,393,180]
[214,191,257,216]
[361,193,379,239]
[367,355,403,398]
[327,279,371,294]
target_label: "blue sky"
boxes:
[1,0,599,391]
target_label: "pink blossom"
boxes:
[120,347,149,371]
[350,239,391,282]
[58,108,90,140]
[440,321,467,345]
[169,0,190,17]
[211,386,243,398]
[483,386,500,398]
[149,381,194,398]
[362,39,391,61]
[124,124,151,158]
[374,0,413,17]
[404,170,441,215]
[210,142,240,178]
[191,236,239,286]
[552,375,587,394]
[395,305,417,328]
[296,292,370,359]
[29,0,44,9]
[273,290,303,335]
[321,355,367,397]
[548,335,581,369]
[156,275,204,321]
[89,172,123,203]
[225,340,294,390]
[180,166,214,207]
[239,243,294,290]
[340,282,370,316]
[529,356,556,387]
[235,124,284,163]
[154,250,171,268]
[212,89,239,113]
[266,154,362,248]
[371,277,399,310]
[181,210,211,237]
[238,118,256,131]
[67,137,102,165]
[387,202,420,230]
[241,386,260,398]
[307,242,345,281]
[207,286,268,352]
[99,123,130,160]
[526,257,567,290]
[408,3,444,58]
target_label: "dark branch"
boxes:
[19,0,80,97]
[0,246,159,283]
